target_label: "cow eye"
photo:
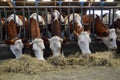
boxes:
[110,39,113,41]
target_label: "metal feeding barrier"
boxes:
[0,1,120,59]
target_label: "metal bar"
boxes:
[0,9,3,41]
[0,6,120,9]
[45,8,48,37]
[92,8,95,35]
[22,8,26,38]
[27,8,31,41]
[58,0,62,37]
[112,9,115,28]
[4,8,7,40]
[108,9,111,27]
[80,2,84,25]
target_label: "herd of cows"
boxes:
[0,9,120,60]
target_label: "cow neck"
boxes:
[7,20,19,40]
[95,17,109,37]
[73,22,84,36]
[51,19,61,37]
[30,18,41,39]
[82,14,109,37]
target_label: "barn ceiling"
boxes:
[0,1,119,7]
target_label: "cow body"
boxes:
[65,13,91,54]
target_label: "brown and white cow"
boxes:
[28,13,45,60]
[82,14,117,50]
[4,14,27,59]
[102,10,120,39]
[65,13,91,54]
[47,10,64,57]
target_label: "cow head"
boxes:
[77,31,91,54]
[49,36,63,57]
[52,10,64,22]
[32,38,45,60]
[5,39,24,59]
[103,28,117,50]
[30,13,46,26]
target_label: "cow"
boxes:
[47,10,64,57]
[64,13,91,54]
[27,13,46,60]
[102,10,120,39]
[82,14,117,50]
[3,14,27,59]
[102,10,120,53]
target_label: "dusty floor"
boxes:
[0,66,120,80]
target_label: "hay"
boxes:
[0,55,54,75]
[0,52,120,74]
[47,52,112,67]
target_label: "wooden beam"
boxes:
[7,1,13,7]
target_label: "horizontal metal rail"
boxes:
[0,6,120,9]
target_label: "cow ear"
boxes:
[48,38,51,42]
[4,40,15,45]
[22,38,28,44]
[102,13,107,18]
[60,38,63,43]
[63,38,70,44]
[42,37,49,43]
[73,30,79,37]
[24,43,32,48]
[102,32,109,37]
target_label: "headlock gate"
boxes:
[0,1,120,59]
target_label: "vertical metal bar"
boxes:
[45,8,48,37]
[0,9,2,42]
[28,8,31,41]
[80,2,84,25]
[108,9,111,27]
[58,0,62,37]
[100,1,104,21]
[72,7,75,32]
[92,7,95,37]
[4,8,7,40]
[35,0,39,25]
[22,8,26,38]
[112,9,115,28]
[12,1,16,32]
[68,2,70,35]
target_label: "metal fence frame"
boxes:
[0,4,120,43]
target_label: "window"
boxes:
[43,0,51,1]
[27,0,35,1]
[65,0,73,2]
[79,0,87,1]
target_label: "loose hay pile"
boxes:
[0,52,120,74]
[0,55,55,74]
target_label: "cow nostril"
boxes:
[114,47,117,49]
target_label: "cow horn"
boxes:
[10,39,16,44]
[102,32,109,37]
[4,39,16,45]
[74,30,79,37]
